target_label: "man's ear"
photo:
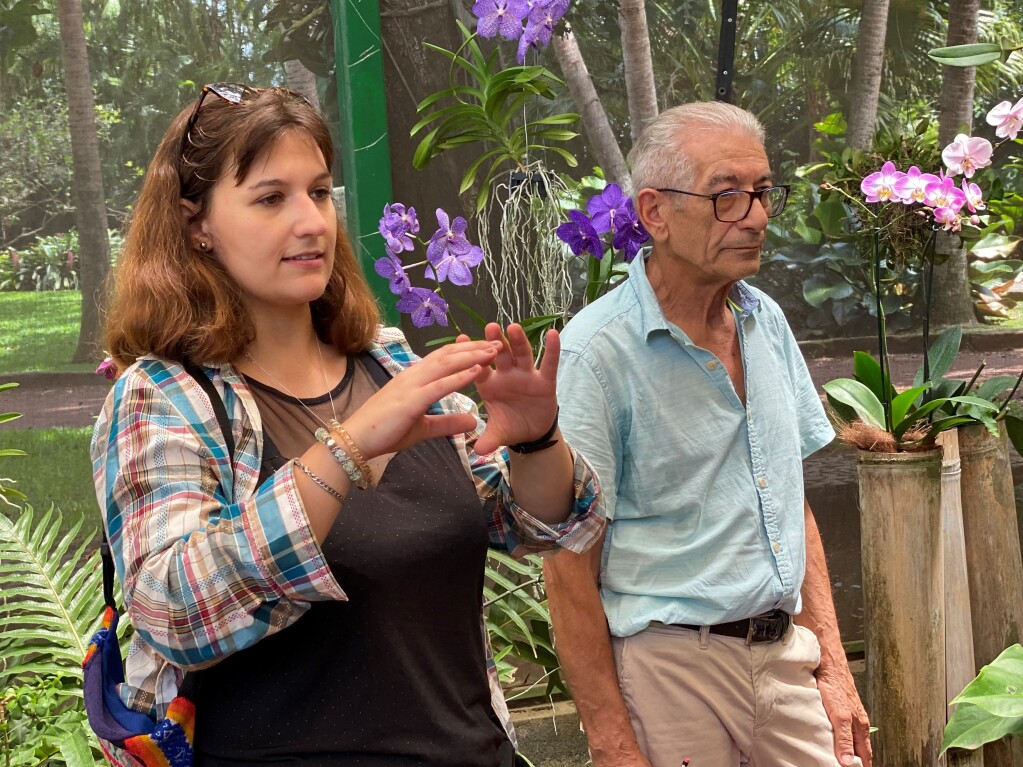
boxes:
[180,198,206,245]
[636,188,670,243]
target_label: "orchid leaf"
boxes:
[1005,416,1023,459]
[893,398,951,439]
[913,325,963,388]
[926,416,979,439]
[891,385,932,427]
[976,376,1020,402]
[948,395,1000,412]
[853,351,896,402]
[822,379,886,430]
[928,43,1004,67]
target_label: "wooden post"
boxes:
[959,422,1023,767]
[859,449,945,767]
[937,431,984,767]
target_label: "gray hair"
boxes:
[628,102,766,204]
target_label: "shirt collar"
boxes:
[628,249,761,341]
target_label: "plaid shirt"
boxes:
[90,327,605,757]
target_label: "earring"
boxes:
[198,240,209,252]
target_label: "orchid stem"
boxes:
[995,367,1023,420]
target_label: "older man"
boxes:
[546,102,870,767]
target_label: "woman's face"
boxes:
[196,130,337,316]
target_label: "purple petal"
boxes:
[447,260,475,286]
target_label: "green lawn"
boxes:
[0,426,101,547]
[0,291,95,374]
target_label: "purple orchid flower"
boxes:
[379,203,418,255]
[586,184,631,235]
[397,287,450,328]
[427,244,485,287]
[556,209,603,258]
[374,253,412,296]
[612,214,650,262]
[516,0,567,61]
[427,208,473,265]
[473,0,529,40]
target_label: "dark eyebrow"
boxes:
[247,172,332,190]
[707,172,774,189]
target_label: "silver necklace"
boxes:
[243,341,339,428]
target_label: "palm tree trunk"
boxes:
[930,0,981,329]
[617,0,658,143]
[284,59,321,112]
[552,29,631,193]
[56,0,110,364]
[846,0,891,150]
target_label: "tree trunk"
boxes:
[552,28,631,192]
[846,0,891,150]
[56,0,110,364]
[617,0,657,143]
[931,0,980,328]
[284,58,321,112]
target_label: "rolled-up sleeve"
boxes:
[91,366,345,670]
[441,391,606,557]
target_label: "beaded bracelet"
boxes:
[293,459,345,503]
[315,427,373,490]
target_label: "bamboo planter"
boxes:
[958,422,1023,767]
[858,448,945,767]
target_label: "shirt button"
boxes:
[772,541,782,554]
[707,360,718,371]
[758,477,768,488]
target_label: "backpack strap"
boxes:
[100,360,236,610]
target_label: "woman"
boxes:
[91,84,604,766]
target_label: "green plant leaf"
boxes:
[942,701,1023,753]
[891,385,932,428]
[928,43,1004,67]
[913,325,963,388]
[0,506,107,682]
[822,379,886,430]
[1005,416,1023,459]
[853,351,894,402]
[58,728,97,767]
[976,376,1020,402]
[803,275,853,308]
[952,644,1023,718]
[948,395,1000,412]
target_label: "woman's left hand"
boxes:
[462,323,560,456]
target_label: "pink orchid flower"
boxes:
[941,133,993,178]
[861,161,904,203]
[960,179,985,214]
[986,97,1023,141]
[924,172,967,211]
[892,166,939,205]
[933,206,963,232]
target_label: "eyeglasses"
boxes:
[179,82,259,159]
[655,185,791,223]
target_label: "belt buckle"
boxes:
[745,611,785,644]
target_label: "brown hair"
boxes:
[104,87,380,370]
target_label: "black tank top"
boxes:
[192,354,514,766]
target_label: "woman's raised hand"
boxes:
[465,323,560,456]
[341,339,500,459]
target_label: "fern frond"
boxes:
[0,506,105,684]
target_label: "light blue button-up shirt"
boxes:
[557,254,835,637]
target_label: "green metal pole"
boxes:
[331,0,399,325]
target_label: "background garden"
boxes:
[2,0,1023,765]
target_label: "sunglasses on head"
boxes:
[179,82,313,159]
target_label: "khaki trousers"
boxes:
[612,622,859,767]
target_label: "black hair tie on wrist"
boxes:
[507,407,560,454]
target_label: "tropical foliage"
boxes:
[943,644,1023,754]
[0,506,119,766]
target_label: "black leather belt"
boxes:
[674,609,791,644]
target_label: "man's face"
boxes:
[658,129,773,285]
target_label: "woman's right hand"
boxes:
[340,339,501,459]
